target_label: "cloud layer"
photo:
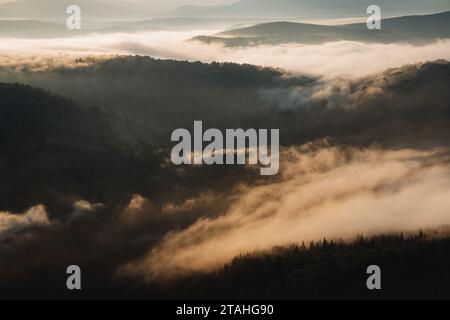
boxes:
[1,31,450,77]
[122,144,450,280]
[0,205,50,240]
[0,50,449,295]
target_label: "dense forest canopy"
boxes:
[0,56,449,299]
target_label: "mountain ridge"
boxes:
[193,11,450,46]
[0,0,149,21]
[167,0,450,19]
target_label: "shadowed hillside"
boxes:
[0,56,308,143]
[0,80,262,215]
[2,57,449,147]
[0,83,162,213]
[5,231,450,299]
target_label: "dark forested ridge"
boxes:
[140,232,450,300]
[0,56,306,143]
[2,57,450,147]
[0,83,162,213]
[1,58,450,211]
[6,232,449,299]
[0,81,259,214]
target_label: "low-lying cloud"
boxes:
[122,144,450,280]
[1,36,450,294]
[0,205,50,240]
[1,31,450,77]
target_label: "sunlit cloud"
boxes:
[0,205,51,239]
[121,145,450,280]
[1,31,449,77]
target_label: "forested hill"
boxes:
[194,11,450,46]
[0,83,161,213]
[145,232,450,300]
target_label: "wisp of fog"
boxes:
[1,30,450,77]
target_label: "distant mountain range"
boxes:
[167,0,450,19]
[0,0,151,21]
[0,20,78,37]
[0,17,250,38]
[192,11,450,46]
[101,17,268,33]
[2,0,450,22]
[1,0,450,39]
[4,10,450,42]
[0,16,273,38]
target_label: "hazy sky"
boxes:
[104,0,236,11]
[1,0,448,18]
[0,0,237,12]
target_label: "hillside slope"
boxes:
[0,83,160,212]
[193,11,450,46]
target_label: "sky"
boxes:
[0,0,237,12]
[102,0,235,11]
[1,0,449,19]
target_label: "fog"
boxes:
[0,205,50,240]
[122,144,450,280]
[1,31,450,77]
[1,6,450,294]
